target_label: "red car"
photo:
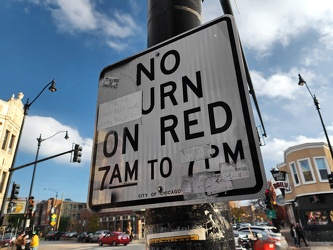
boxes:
[98,232,130,246]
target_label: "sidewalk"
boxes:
[280,228,333,250]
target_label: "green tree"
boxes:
[58,216,71,232]
[87,214,99,232]
[231,207,246,222]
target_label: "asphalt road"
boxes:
[8,239,146,250]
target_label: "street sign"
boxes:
[88,15,266,212]
[267,210,277,219]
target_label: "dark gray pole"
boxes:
[146,1,235,249]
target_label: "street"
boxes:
[9,240,146,250]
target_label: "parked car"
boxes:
[233,231,246,250]
[0,233,16,248]
[67,231,78,238]
[237,227,288,250]
[77,232,93,243]
[45,231,61,240]
[98,232,130,246]
[238,226,281,237]
[249,232,276,250]
[90,230,109,243]
[234,231,251,249]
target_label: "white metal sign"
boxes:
[88,15,266,212]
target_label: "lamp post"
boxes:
[44,188,64,230]
[298,74,333,160]
[44,188,58,213]
[23,131,68,228]
[0,80,57,226]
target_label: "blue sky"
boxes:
[1,0,333,203]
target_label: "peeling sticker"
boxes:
[97,91,142,130]
[219,159,250,180]
[181,159,250,197]
[101,76,120,88]
[180,144,212,163]
[181,172,234,196]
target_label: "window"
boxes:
[0,172,7,193]
[304,211,328,225]
[297,158,315,184]
[2,130,9,150]
[289,162,300,186]
[285,174,291,193]
[8,134,16,153]
[313,157,329,182]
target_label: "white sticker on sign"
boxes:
[97,91,142,130]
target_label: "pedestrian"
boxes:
[30,231,40,250]
[15,232,26,250]
[289,224,298,246]
[295,223,309,247]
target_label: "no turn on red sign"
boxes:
[88,15,266,212]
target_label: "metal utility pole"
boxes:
[145,1,235,249]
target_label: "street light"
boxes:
[23,131,68,228]
[298,74,333,160]
[29,131,69,198]
[0,80,57,225]
[44,188,58,212]
[44,188,60,230]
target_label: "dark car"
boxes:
[45,231,61,240]
[0,233,16,248]
[98,232,130,246]
[77,232,93,243]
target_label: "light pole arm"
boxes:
[10,149,74,172]
[24,80,56,115]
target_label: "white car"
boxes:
[237,226,288,250]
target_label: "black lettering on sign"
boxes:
[147,158,172,179]
[160,81,177,110]
[136,50,180,86]
[160,50,180,75]
[223,140,244,163]
[184,107,204,140]
[142,87,155,115]
[182,71,203,102]
[103,125,139,157]
[160,157,172,178]
[98,160,138,190]
[103,131,118,158]
[208,101,232,134]
[148,159,158,180]
[122,124,139,154]
[160,115,179,146]
[187,142,245,176]
[137,58,154,86]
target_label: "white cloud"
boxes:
[250,70,300,99]
[203,0,333,53]
[51,0,98,32]
[20,116,92,166]
[261,134,332,172]
[40,0,140,51]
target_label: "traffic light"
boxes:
[328,173,333,189]
[265,188,271,209]
[73,144,82,163]
[26,196,34,218]
[10,182,20,201]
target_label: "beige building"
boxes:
[275,142,333,242]
[78,208,146,240]
[0,93,24,208]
